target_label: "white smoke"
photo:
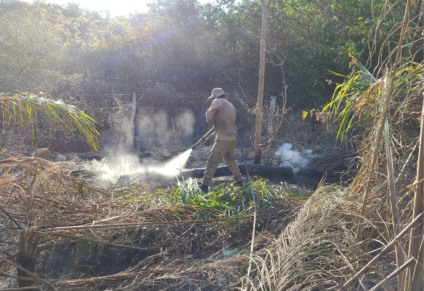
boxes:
[175,110,195,136]
[93,107,196,183]
[275,143,315,174]
[138,110,171,146]
[137,110,195,147]
[91,104,195,183]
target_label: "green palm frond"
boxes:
[0,92,99,150]
[173,178,251,218]
[173,178,308,218]
[323,61,423,140]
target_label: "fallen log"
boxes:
[180,164,293,179]
[70,164,295,185]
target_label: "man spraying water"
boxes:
[198,88,243,193]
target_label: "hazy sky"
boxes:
[24,0,221,17]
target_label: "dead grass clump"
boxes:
[0,151,120,288]
[43,183,301,290]
[240,185,378,290]
[0,153,306,290]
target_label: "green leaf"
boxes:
[0,93,99,150]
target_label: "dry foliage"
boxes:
[0,151,305,290]
[1,1,422,290]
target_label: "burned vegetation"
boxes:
[0,70,423,290]
[2,61,423,290]
[1,0,423,290]
[0,153,307,290]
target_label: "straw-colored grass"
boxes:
[1,2,422,289]
[236,2,423,288]
[240,185,371,290]
[0,151,307,290]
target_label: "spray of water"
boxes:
[98,103,195,183]
[156,148,192,176]
[88,148,193,183]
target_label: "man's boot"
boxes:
[199,183,209,193]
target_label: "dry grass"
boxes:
[1,2,422,289]
[240,185,368,290]
[0,92,421,290]
[1,83,421,290]
[0,151,305,290]
[237,75,422,290]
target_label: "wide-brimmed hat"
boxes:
[208,88,229,100]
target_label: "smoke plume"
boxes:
[275,143,315,174]
[89,108,195,183]
[137,109,195,147]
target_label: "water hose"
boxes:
[191,127,215,149]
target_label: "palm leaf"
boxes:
[0,92,99,150]
[323,61,422,140]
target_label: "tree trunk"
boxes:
[254,0,269,165]
[131,92,138,151]
[264,96,276,165]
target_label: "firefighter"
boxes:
[199,88,243,193]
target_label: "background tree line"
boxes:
[0,0,412,150]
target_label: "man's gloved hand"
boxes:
[204,132,215,146]
[191,128,215,150]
